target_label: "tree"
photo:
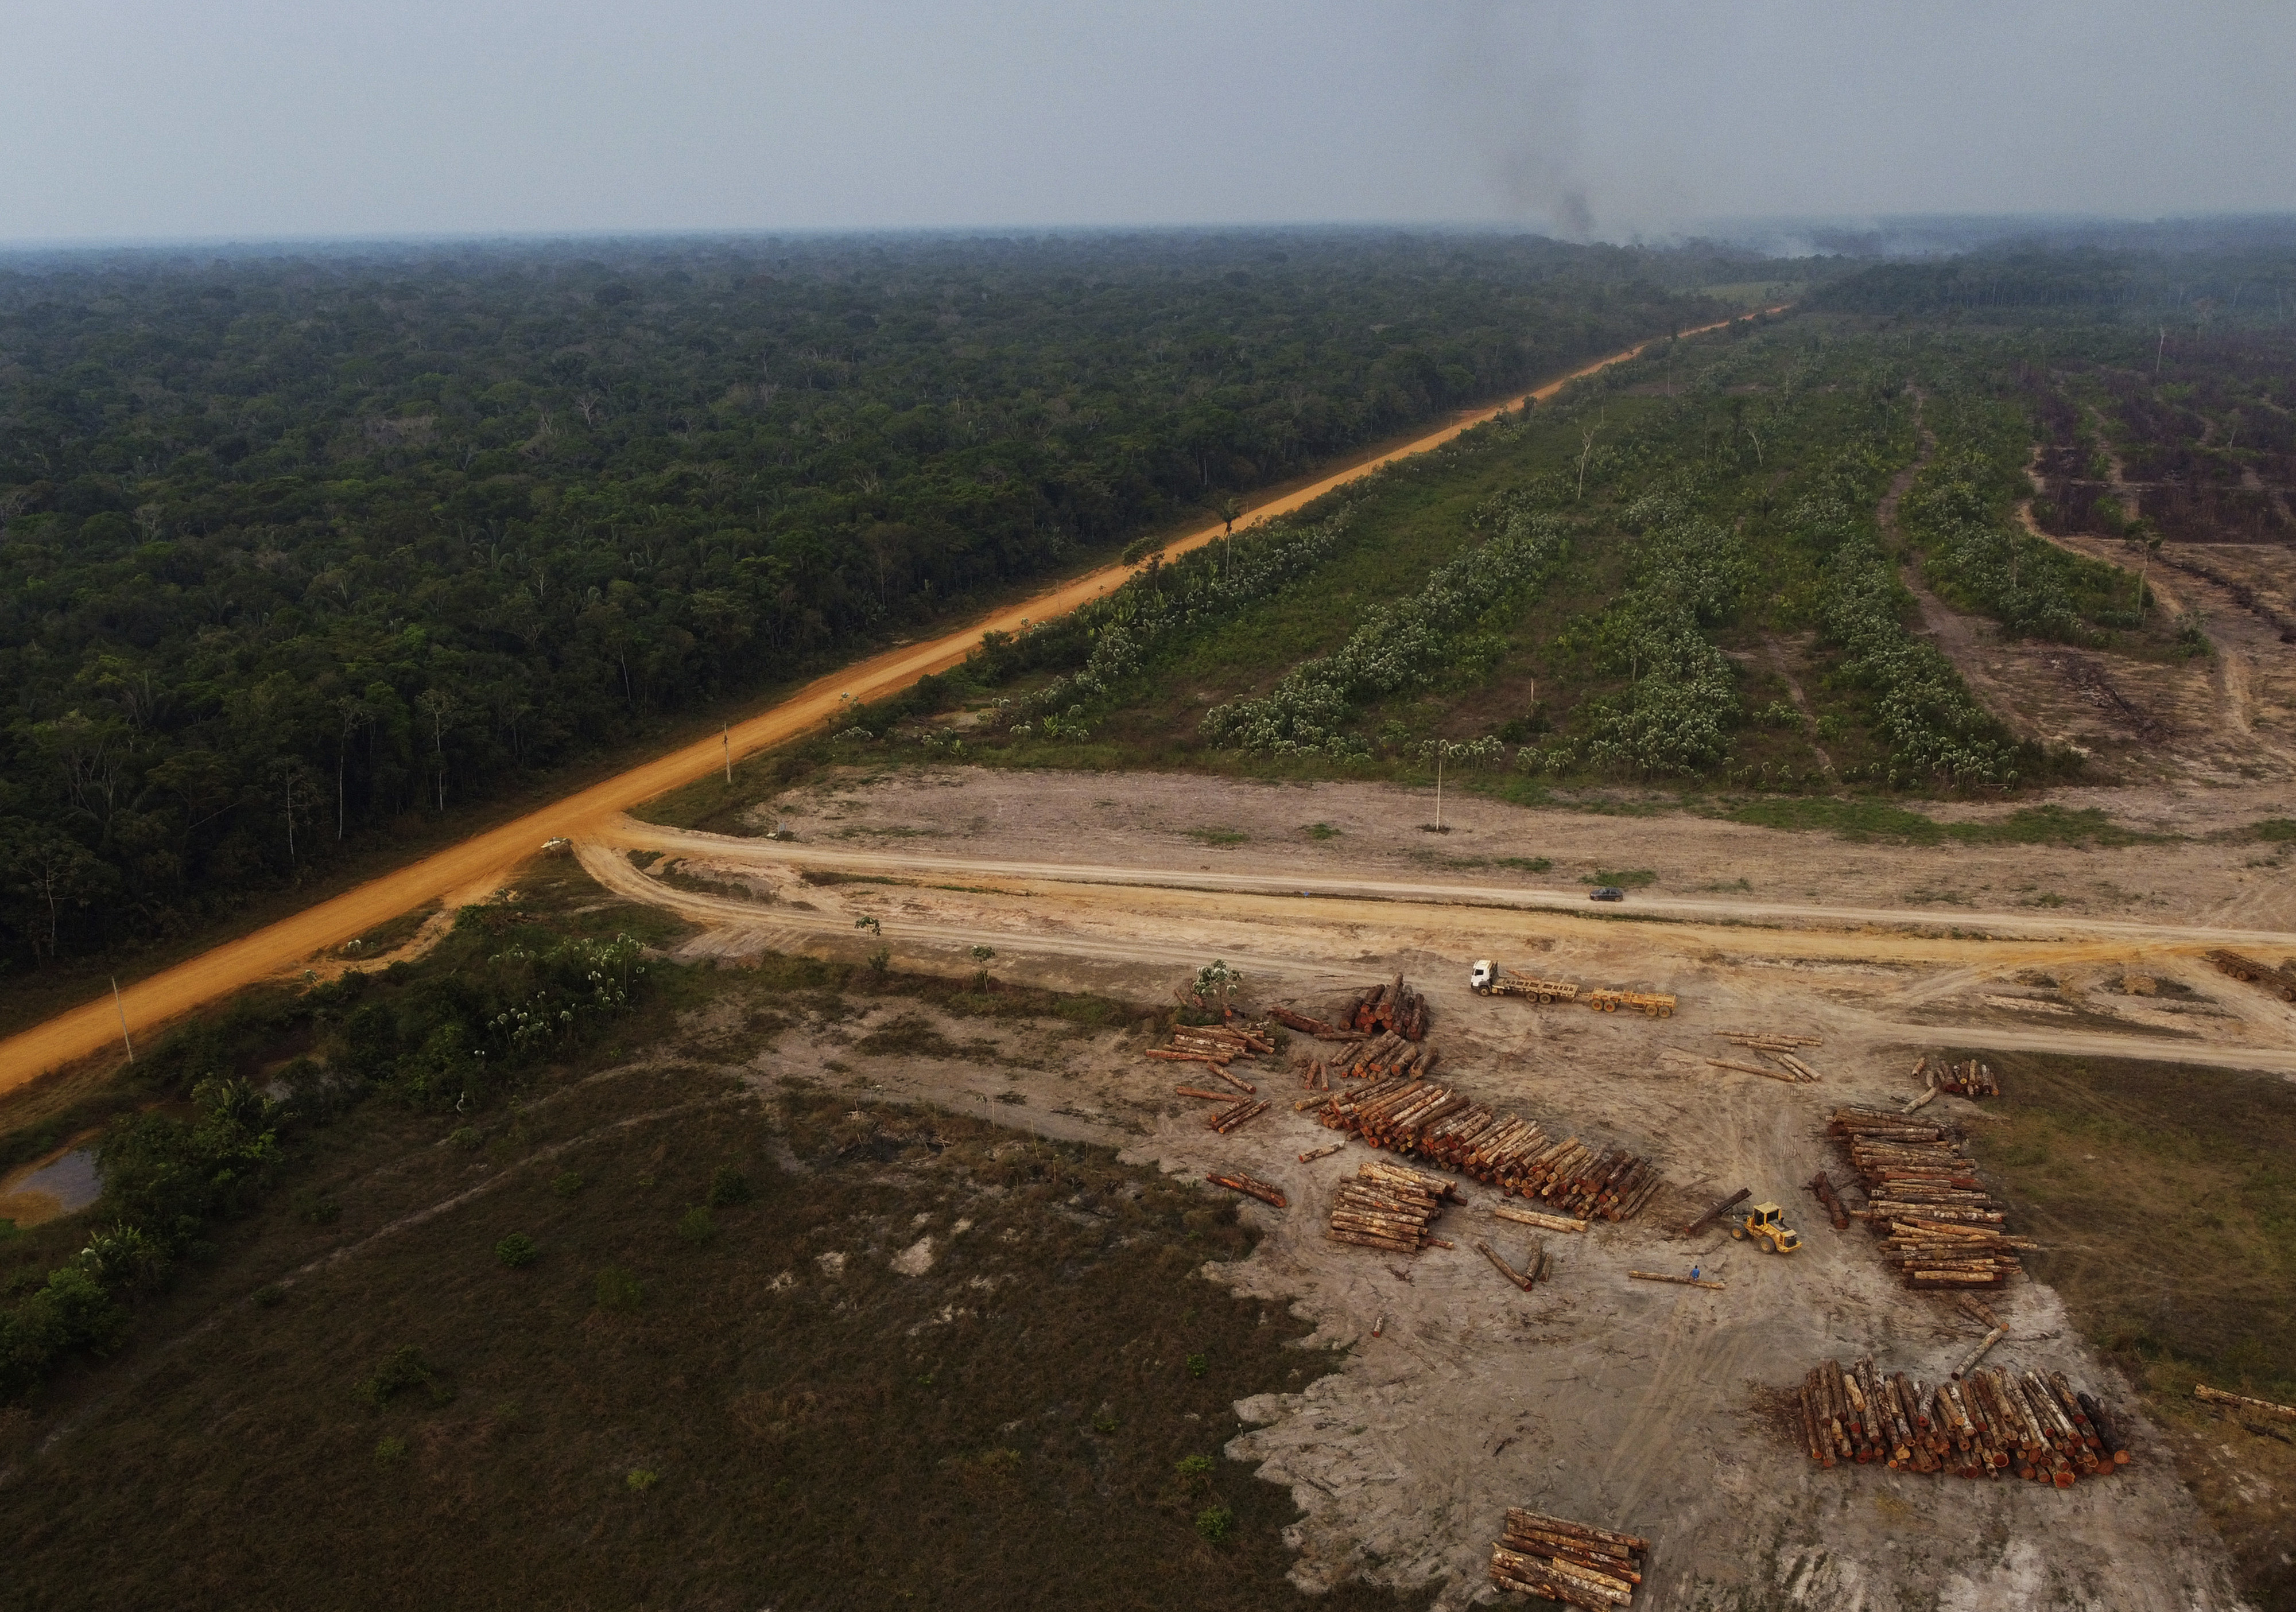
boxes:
[334,697,374,840]
[0,818,114,962]
[267,758,324,873]
[1191,960,1244,1015]
[414,690,458,813]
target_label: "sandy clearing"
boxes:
[0,317,1777,1100]
[630,872,2252,1609]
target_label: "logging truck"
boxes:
[1584,987,1676,1017]
[1469,961,1579,1003]
[2205,948,2296,1002]
[1732,1201,1802,1254]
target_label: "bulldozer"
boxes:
[1731,1201,1802,1254]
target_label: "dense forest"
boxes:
[0,231,1755,970]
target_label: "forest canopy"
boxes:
[0,231,1746,969]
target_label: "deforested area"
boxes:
[0,857,1426,1612]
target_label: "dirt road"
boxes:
[0,318,1767,1098]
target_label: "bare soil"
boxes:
[551,760,2296,1608]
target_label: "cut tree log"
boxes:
[1952,1329,2004,1380]
[2196,1384,2296,1421]
[1206,1172,1286,1209]
[1174,1086,1235,1102]
[1297,1142,1345,1163]
[1682,1187,1751,1237]
[1477,1239,1535,1291]
[1708,1058,1798,1083]
[1630,1270,1725,1290]
[1492,1205,1589,1233]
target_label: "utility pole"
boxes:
[723,723,732,783]
[111,976,134,1062]
[1434,749,1445,832]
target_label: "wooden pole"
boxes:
[111,976,134,1062]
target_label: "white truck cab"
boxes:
[1470,960,1495,993]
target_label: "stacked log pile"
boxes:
[1269,1005,1366,1042]
[1921,1056,2000,1098]
[1302,1032,1440,1087]
[1146,1022,1275,1067]
[1796,1355,2131,1483]
[1319,1075,1659,1222]
[1341,974,1430,1040]
[1829,1107,2031,1288]
[1487,1509,1649,1608]
[1325,1161,1457,1253]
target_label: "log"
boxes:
[1206,1172,1286,1209]
[1476,1239,1534,1291]
[1682,1186,1751,1236]
[1295,1093,1333,1113]
[1952,1329,2004,1380]
[1211,1065,1258,1096]
[1492,1205,1589,1233]
[2196,1384,2296,1422]
[1503,1509,1651,1553]
[1630,1270,1724,1290]
[1145,1048,1228,1065]
[1297,1142,1345,1163]
[1903,1087,1938,1112]
[1708,1058,1799,1082]
[1175,1086,1235,1102]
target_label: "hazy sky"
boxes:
[5,0,2290,244]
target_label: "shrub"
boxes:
[706,1166,753,1207]
[1185,1352,1209,1378]
[626,1468,660,1492]
[677,1207,718,1246]
[552,1171,586,1197]
[1176,1454,1215,1477]
[494,1233,540,1269]
[595,1266,644,1312]
[374,1436,408,1463]
[360,1345,453,1407]
[1194,1504,1234,1543]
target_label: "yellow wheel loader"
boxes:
[1730,1201,1802,1254]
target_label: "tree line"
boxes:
[0,231,1746,970]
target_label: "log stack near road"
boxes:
[1341,974,1430,1040]
[1487,1508,1649,1608]
[1320,1074,1660,1222]
[1924,1057,2000,1098]
[1325,1161,1458,1254]
[1302,1032,1440,1087]
[1828,1107,2031,1288]
[1795,1355,2131,1483]
[1145,1022,1274,1068]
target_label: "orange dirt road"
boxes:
[0,312,1769,1096]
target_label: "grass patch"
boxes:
[1727,798,2163,848]
[2254,818,2296,842]
[1492,856,1552,873]
[1958,1047,2296,1606]
[1185,828,1250,848]
[1303,823,1340,841]
[1582,868,1656,888]
[339,903,440,959]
